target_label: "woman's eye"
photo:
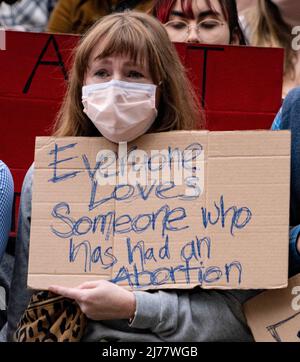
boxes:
[199,21,220,30]
[94,69,110,78]
[127,71,144,79]
[170,21,187,30]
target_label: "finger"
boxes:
[78,280,102,289]
[48,285,83,300]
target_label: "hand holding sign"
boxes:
[49,280,136,321]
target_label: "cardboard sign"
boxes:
[28,130,290,291]
[244,274,300,342]
[0,31,284,237]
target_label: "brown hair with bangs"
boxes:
[53,11,203,137]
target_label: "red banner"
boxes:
[0,31,284,233]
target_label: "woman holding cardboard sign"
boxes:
[152,0,247,45]
[6,12,255,342]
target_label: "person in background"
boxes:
[47,0,153,34]
[0,0,57,32]
[272,88,300,277]
[6,11,256,342]
[151,0,247,45]
[241,0,300,97]
[0,161,13,263]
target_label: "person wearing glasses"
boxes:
[152,0,247,45]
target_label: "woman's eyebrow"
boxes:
[170,10,186,18]
[93,56,112,63]
[123,61,143,67]
[197,10,221,20]
[170,9,221,20]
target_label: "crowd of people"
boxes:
[1,0,300,342]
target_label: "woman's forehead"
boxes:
[173,0,224,19]
[87,43,148,69]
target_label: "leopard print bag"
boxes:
[14,291,87,342]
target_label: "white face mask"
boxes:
[82,80,158,143]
